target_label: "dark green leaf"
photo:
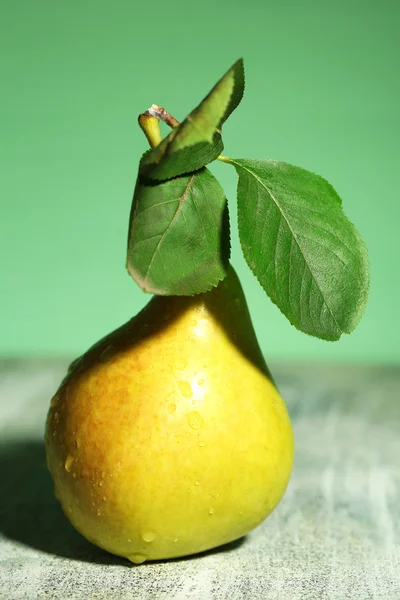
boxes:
[227,158,369,340]
[126,168,230,295]
[140,58,244,181]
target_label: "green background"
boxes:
[1,0,398,363]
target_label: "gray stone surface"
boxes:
[0,360,399,599]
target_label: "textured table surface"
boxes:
[0,360,399,599]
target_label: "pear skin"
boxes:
[45,267,293,563]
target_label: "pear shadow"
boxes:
[0,440,247,566]
[0,440,119,565]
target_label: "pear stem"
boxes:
[138,113,162,148]
[138,104,180,148]
[144,104,180,129]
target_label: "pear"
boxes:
[45,266,293,563]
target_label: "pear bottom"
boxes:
[45,268,293,563]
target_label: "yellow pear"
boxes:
[45,266,293,563]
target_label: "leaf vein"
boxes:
[143,175,196,289]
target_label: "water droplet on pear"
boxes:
[179,381,192,398]
[187,411,204,430]
[65,455,75,472]
[141,531,157,543]
[129,553,148,564]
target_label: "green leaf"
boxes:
[226,158,369,340]
[126,168,230,295]
[139,58,244,181]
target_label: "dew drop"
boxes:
[141,531,157,543]
[97,509,102,516]
[64,455,75,472]
[129,553,147,564]
[50,395,59,408]
[173,538,178,543]
[198,441,206,447]
[72,472,77,479]
[168,403,177,415]
[198,378,204,385]
[100,344,115,362]
[208,507,215,515]
[195,480,200,486]
[102,496,107,502]
[179,381,193,399]
[99,481,104,487]
[187,411,204,430]
[68,506,73,513]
